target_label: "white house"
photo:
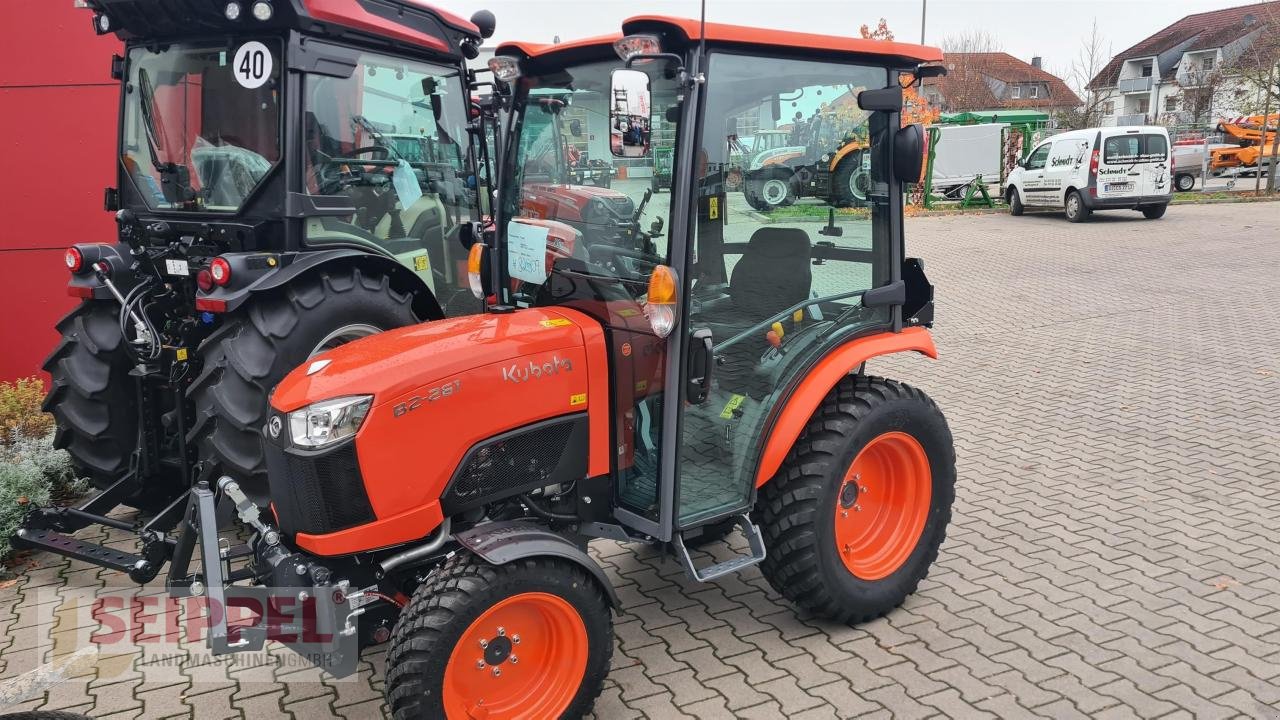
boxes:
[1088,2,1279,129]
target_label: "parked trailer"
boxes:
[926,123,1008,196]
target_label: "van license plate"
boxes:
[1106,182,1132,192]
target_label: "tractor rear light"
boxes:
[487,56,522,83]
[224,2,242,20]
[467,243,486,299]
[93,13,112,34]
[68,286,93,298]
[614,34,661,63]
[643,265,678,338]
[210,257,232,287]
[196,269,215,292]
[251,1,273,21]
[196,297,227,313]
[64,247,83,273]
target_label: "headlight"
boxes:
[288,395,372,448]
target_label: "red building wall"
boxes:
[0,3,120,382]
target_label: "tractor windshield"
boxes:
[121,41,282,213]
[501,59,681,288]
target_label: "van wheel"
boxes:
[1007,188,1024,216]
[1174,173,1195,191]
[1142,204,1167,220]
[1064,190,1090,223]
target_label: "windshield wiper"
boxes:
[137,68,195,205]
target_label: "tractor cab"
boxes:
[490,17,943,566]
[84,0,496,312]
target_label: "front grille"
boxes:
[267,442,377,538]
[442,415,589,514]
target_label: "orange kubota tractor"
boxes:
[17,16,954,719]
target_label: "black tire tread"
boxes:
[41,301,137,486]
[757,375,955,624]
[385,554,613,720]
[186,266,415,491]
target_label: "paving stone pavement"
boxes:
[0,202,1277,718]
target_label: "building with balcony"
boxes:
[1088,2,1279,129]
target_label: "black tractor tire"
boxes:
[756,375,955,624]
[744,173,794,212]
[1064,189,1091,223]
[1007,187,1025,216]
[385,554,613,720]
[186,266,417,497]
[43,301,140,492]
[1174,173,1195,192]
[832,152,871,208]
[1142,204,1168,220]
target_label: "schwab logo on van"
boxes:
[503,355,573,383]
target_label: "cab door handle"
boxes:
[686,328,715,405]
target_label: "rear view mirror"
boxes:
[893,124,925,183]
[610,69,651,158]
[858,86,903,112]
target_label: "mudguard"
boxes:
[454,521,619,608]
[199,249,444,319]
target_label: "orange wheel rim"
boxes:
[442,592,588,720]
[833,432,932,580]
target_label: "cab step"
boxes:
[13,527,160,581]
[672,513,767,582]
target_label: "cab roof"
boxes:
[497,15,942,65]
[90,0,479,57]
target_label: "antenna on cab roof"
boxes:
[699,0,707,59]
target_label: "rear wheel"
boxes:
[186,265,418,498]
[1142,204,1168,219]
[385,554,613,720]
[1007,187,1024,216]
[745,174,794,212]
[43,302,140,494]
[1064,190,1091,223]
[1174,173,1195,191]
[757,376,954,623]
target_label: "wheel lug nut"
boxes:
[841,511,848,518]
[492,667,502,677]
[479,639,488,649]
[476,660,485,669]
[854,504,862,512]
[497,627,506,636]
[512,635,520,644]
[860,486,868,493]
[509,655,518,664]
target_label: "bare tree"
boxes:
[1176,63,1229,127]
[937,30,1004,112]
[1058,18,1112,129]
[1223,4,1280,192]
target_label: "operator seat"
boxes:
[699,227,812,397]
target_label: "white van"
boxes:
[1005,126,1172,222]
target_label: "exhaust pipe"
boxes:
[379,518,452,573]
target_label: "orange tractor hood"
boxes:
[271,308,591,414]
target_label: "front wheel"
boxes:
[1142,204,1168,219]
[1174,173,1195,192]
[1064,190,1091,223]
[757,376,955,623]
[1007,187,1024,216]
[385,555,613,720]
[832,152,871,208]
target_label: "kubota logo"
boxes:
[503,355,573,383]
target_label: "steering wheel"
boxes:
[315,147,401,194]
[586,244,664,285]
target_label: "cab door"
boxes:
[667,52,899,535]
[1020,143,1052,205]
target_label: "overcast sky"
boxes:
[437,0,1269,86]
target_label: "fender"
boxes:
[454,521,619,608]
[829,141,867,172]
[754,327,938,487]
[199,249,444,320]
